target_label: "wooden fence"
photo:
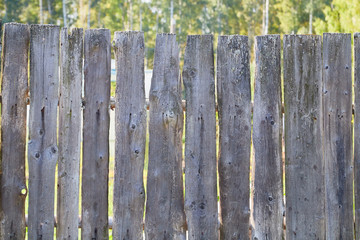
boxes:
[0,22,360,240]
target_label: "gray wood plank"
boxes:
[112,31,146,240]
[28,24,60,240]
[0,20,2,69]
[57,27,83,240]
[283,35,325,239]
[355,32,360,240]
[183,35,218,240]
[217,35,251,240]
[145,33,186,240]
[251,35,283,240]
[323,33,353,239]
[82,28,111,240]
[0,22,29,240]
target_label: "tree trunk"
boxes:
[262,0,269,34]
[47,0,53,23]
[217,0,221,34]
[63,0,67,27]
[87,0,91,28]
[170,0,175,33]
[40,0,43,24]
[309,0,313,34]
[129,0,133,30]
[139,3,142,31]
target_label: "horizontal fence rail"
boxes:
[1,22,360,240]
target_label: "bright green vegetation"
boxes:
[2,0,360,69]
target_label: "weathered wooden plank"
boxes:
[28,24,60,240]
[251,35,283,240]
[217,35,251,240]
[82,29,111,240]
[112,31,146,240]
[323,33,353,239]
[183,35,218,240]
[145,33,186,240]
[0,22,29,240]
[57,27,83,240]
[355,32,360,240]
[0,20,2,68]
[283,35,325,239]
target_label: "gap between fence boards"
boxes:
[0,95,354,114]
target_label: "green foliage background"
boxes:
[1,0,360,66]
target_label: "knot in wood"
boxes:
[163,110,175,124]
[51,146,57,154]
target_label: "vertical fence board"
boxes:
[283,35,325,239]
[183,35,218,240]
[145,33,186,240]
[355,32,360,239]
[28,24,60,239]
[82,29,111,240]
[323,33,353,239]
[0,23,29,239]
[0,20,2,68]
[112,31,146,240]
[251,35,283,240]
[57,27,83,240]
[217,35,251,240]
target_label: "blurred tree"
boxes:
[1,0,360,67]
[314,0,360,33]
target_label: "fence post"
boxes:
[355,32,360,240]
[57,27,83,240]
[217,35,251,240]
[251,35,283,239]
[0,23,29,240]
[183,35,218,240]
[112,31,146,240]
[323,33,353,239]
[28,24,60,240]
[145,33,186,239]
[283,35,325,239]
[82,29,111,239]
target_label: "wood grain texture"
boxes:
[183,35,218,240]
[28,24,60,240]
[0,23,29,240]
[82,29,111,240]
[355,32,360,240]
[283,35,325,239]
[57,27,83,240]
[145,33,186,240]
[217,35,251,240]
[323,33,353,239]
[251,35,283,240]
[112,31,146,240]
[0,20,2,69]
